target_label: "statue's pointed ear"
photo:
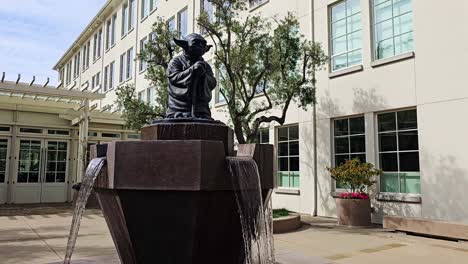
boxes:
[206,45,213,52]
[173,38,189,50]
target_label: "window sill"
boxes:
[371,51,415,68]
[377,193,421,203]
[275,188,300,195]
[141,16,148,23]
[215,101,227,108]
[329,65,363,79]
[128,28,135,35]
[105,44,116,53]
[93,57,101,64]
[249,1,269,12]
[149,8,157,15]
[139,68,147,75]
[121,33,127,40]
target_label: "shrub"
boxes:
[327,158,382,198]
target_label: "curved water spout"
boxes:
[63,157,106,264]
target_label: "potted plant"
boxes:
[327,158,382,227]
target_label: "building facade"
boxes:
[54,0,468,225]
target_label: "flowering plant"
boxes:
[327,158,382,199]
[339,192,369,200]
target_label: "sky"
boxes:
[0,0,107,86]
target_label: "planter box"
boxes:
[273,215,301,234]
[336,198,371,227]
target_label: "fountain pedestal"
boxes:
[93,122,274,264]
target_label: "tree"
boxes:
[117,0,327,142]
[116,17,179,130]
[197,0,327,143]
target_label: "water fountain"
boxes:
[63,33,276,264]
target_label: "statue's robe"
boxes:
[166,54,217,119]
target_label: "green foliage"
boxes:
[273,208,290,219]
[198,1,328,143]
[327,158,383,194]
[115,84,160,130]
[116,17,180,129]
[117,1,328,142]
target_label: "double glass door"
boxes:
[13,139,69,204]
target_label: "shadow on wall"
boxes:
[420,154,468,224]
[315,88,390,218]
[352,87,388,114]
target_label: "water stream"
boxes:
[227,157,275,264]
[63,157,106,264]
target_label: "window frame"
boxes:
[177,7,189,38]
[276,124,300,189]
[376,108,420,194]
[331,115,367,191]
[370,0,414,61]
[328,0,363,72]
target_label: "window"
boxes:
[0,127,11,133]
[141,0,149,19]
[105,15,117,50]
[59,68,64,83]
[150,0,158,12]
[178,8,188,38]
[201,0,214,34]
[104,62,115,92]
[111,14,117,46]
[330,0,362,71]
[128,134,141,139]
[120,52,126,83]
[373,0,413,60]
[333,116,366,188]
[93,29,102,60]
[66,62,72,85]
[129,0,135,31]
[82,41,90,71]
[92,72,101,90]
[139,37,148,71]
[147,87,156,106]
[106,19,111,50]
[126,47,134,80]
[216,64,227,104]
[167,16,176,32]
[102,133,121,139]
[277,125,299,188]
[257,128,270,144]
[122,2,128,36]
[378,109,420,194]
[20,128,43,134]
[104,65,109,92]
[109,61,115,90]
[249,0,268,8]
[48,130,70,136]
[73,52,80,78]
[138,90,145,102]
[0,139,7,183]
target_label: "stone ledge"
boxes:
[273,215,302,234]
[377,193,421,203]
[275,188,300,195]
[371,51,415,68]
[383,215,468,241]
[329,65,363,79]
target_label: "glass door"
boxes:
[41,140,69,203]
[13,139,43,204]
[0,138,10,204]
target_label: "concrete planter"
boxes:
[336,198,371,227]
[273,215,301,234]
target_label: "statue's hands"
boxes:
[192,61,207,75]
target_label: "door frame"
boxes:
[0,137,11,204]
[41,139,71,203]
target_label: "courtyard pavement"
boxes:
[0,207,467,264]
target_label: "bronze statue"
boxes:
[166,33,216,119]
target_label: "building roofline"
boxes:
[52,0,119,71]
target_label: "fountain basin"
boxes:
[91,122,274,264]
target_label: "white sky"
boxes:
[0,0,107,85]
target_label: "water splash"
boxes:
[63,157,106,264]
[227,157,275,264]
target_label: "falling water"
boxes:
[227,157,275,264]
[63,157,106,264]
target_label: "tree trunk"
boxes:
[233,121,246,144]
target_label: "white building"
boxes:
[52,0,468,225]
